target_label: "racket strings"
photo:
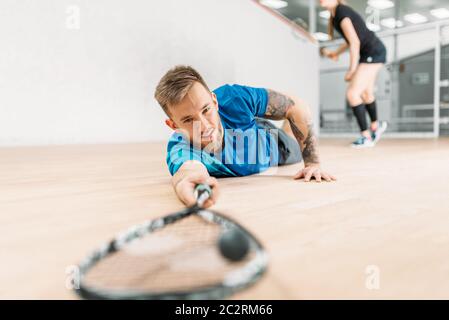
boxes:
[83,214,252,292]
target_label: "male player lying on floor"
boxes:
[154,65,336,208]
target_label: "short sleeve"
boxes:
[166,132,238,177]
[214,84,268,119]
[335,5,353,26]
[166,133,201,176]
[232,84,268,117]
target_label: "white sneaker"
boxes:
[371,121,388,145]
[351,136,375,148]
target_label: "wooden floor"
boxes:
[1,138,449,299]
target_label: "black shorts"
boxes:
[255,118,302,166]
[360,39,387,64]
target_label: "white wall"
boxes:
[0,0,319,146]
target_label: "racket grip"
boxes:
[194,184,212,207]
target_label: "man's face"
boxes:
[166,82,223,151]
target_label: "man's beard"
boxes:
[201,124,224,154]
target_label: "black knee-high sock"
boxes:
[365,100,378,123]
[351,104,368,132]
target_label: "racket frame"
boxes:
[74,207,268,300]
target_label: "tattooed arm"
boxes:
[265,89,319,165]
[264,89,336,182]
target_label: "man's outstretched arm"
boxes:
[264,89,336,182]
[172,160,220,208]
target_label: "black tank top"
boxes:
[333,4,381,55]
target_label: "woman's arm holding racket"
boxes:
[172,160,220,208]
[320,43,348,61]
[335,43,349,56]
[331,43,350,60]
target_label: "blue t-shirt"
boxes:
[166,84,279,177]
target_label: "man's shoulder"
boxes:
[213,84,237,100]
[213,84,267,103]
[213,83,237,92]
[213,83,255,95]
[212,85,239,112]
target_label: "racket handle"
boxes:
[194,184,212,207]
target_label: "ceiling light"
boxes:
[381,18,404,29]
[404,13,428,24]
[313,32,330,42]
[260,0,288,9]
[430,8,449,19]
[319,10,331,19]
[367,0,394,10]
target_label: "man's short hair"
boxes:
[154,65,210,116]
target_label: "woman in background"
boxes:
[320,0,388,148]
